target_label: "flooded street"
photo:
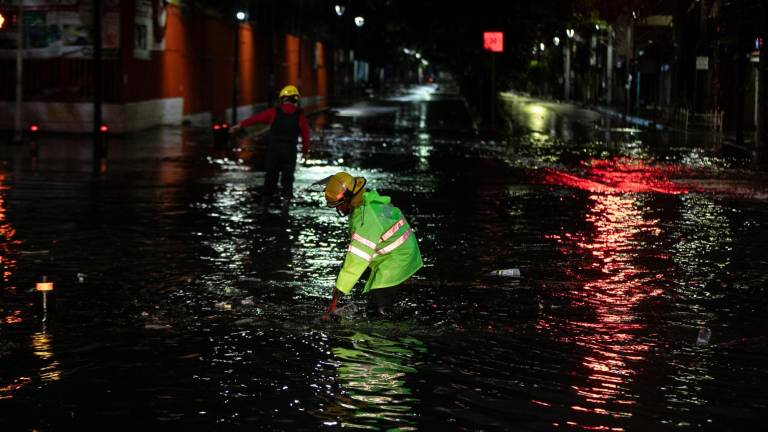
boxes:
[1,84,767,431]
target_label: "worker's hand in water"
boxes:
[322,288,341,321]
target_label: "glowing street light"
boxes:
[236,11,246,21]
[354,16,365,27]
[539,42,546,51]
[553,36,561,46]
[334,4,346,16]
[566,28,575,38]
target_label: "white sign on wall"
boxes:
[695,56,709,70]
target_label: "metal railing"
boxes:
[654,106,724,132]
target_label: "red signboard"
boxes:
[483,31,504,52]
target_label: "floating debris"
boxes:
[696,327,712,346]
[488,268,521,278]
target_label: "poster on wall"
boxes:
[0,0,120,59]
[134,0,167,60]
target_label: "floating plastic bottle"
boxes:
[488,268,521,278]
[696,327,712,346]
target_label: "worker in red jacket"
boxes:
[230,85,311,209]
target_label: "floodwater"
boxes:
[1,84,767,431]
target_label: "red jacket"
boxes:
[240,103,311,155]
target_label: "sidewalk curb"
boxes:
[594,106,666,131]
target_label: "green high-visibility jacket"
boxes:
[336,190,423,295]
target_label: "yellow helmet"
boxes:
[324,172,366,208]
[279,85,300,99]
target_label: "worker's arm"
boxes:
[298,113,311,156]
[230,108,275,134]
[321,288,343,321]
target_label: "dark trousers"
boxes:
[366,286,400,317]
[263,145,297,200]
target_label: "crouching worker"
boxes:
[320,172,423,320]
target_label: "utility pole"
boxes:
[736,18,745,147]
[490,51,495,129]
[606,27,613,106]
[93,0,104,172]
[564,31,572,100]
[625,21,633,118]
[231,11,240,125]
[13,1,24,142]
[758,2,768,155]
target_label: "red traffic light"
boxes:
[99,125,109,132]
[483,31,504,52]
[29,124,39,132]
[213,124,221,130]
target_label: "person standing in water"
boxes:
[230,85,310,210]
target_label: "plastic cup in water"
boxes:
[489,268,521,277]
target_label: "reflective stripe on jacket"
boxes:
[336,190,423,294]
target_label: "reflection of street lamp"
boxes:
[354,16,365,27]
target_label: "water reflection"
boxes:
[0,327,60,401]
[660,194,732,418]
[31,329,61,383]
[0,173,19,285]
[325,331,425,430]
[543,192,664,430]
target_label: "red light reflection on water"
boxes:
[540,158,692,195]
[0,174,19,283]
[537,191,665,430]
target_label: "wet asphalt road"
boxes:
[1,84,767,431]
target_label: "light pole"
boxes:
[13,2,24,142]
[93,0,105,174]
[232,9,246,125]
[565,28,574,100]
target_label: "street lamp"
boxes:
[566,28,575,39]
[236,11,246,21]
[553,36,560,47]
[334,4,346,16]
[354,16,365,27]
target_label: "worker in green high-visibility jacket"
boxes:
[320,171,423,319]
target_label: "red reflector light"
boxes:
[213,124,221,130]
[99,125,109,132]
[29,124,39,132]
